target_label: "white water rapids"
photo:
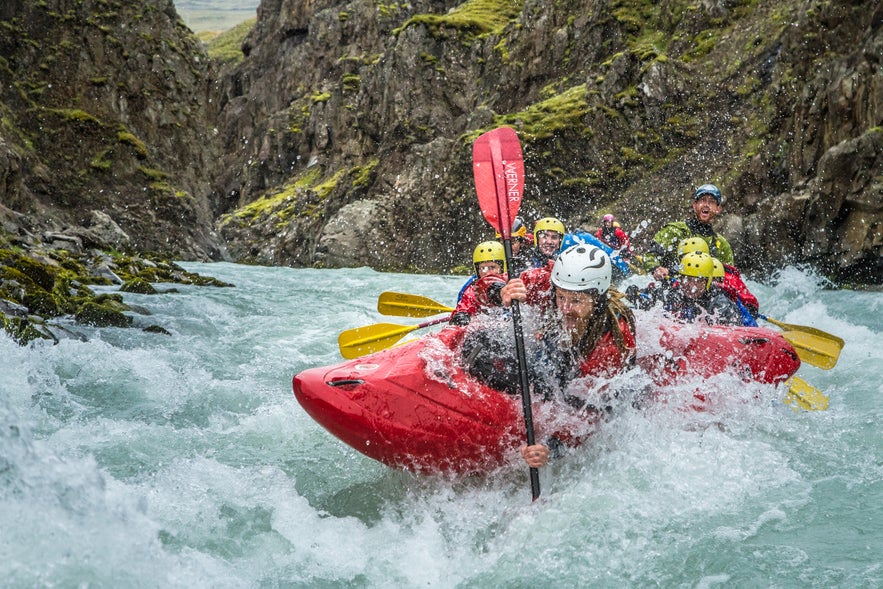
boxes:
[1,263,880,587]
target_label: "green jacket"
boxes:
[642,219,734,271]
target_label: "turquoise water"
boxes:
[1,263,880,587]
[175,0,258,32]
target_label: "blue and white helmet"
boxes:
[551,244,611,294]
[694,183,722,204]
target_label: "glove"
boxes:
[448,311,471,326]
[474,274,506,307]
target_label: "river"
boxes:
[1,262,880,587]
[175,0,259,32]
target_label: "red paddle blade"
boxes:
[473,127,524,238]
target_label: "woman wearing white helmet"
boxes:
[494,244,637,468]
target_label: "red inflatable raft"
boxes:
[293,323,800,474]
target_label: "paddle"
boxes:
[759,314,843,370]
[626,258,646,276]
[378,291,454,318]
[783,375,829,411]
[338,316,449,360]
[473,126,541,501]
[374,289,843,371]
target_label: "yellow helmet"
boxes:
[494,216,527,239]
[533,217,565,237]
[472,241,506,274]
[679,252,715,290]
[711,257,725,278]
[677,237,710,258]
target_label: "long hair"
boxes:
[574,289,635,358]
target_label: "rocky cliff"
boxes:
[1,0,881,284]
[0,0,225,258]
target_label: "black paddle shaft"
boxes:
[502,239,541,500]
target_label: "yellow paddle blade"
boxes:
[377,291,454,317]
[338,322,419,359]
[781,330,842,370]
[763,316,845,345]
[626,260,647,276]
[783,376,829,411]
[761,315,844,370]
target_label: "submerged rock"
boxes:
[74,301,133,328]
[0,233,233,345]
[120,278,159,295]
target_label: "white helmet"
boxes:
[551,244,612,294]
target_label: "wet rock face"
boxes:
[0,0,224,261]
[802,129,883,282]
[1,1,881,283]
[207,0,882,283]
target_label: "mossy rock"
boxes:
[2,314,57,345]
[5,254,57,291]
[22,288,61,317]
[94,293,126,306]
[75,301,133,328]
[143,324,171,335]
[187,274,234,287]
[1,265,36,293]
[120,277,159,294]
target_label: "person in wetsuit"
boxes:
[642,183,734,282]
[461,244,637,469]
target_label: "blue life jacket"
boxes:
[734,298,759,327]
[456,275,477,303]
[562,231,631,278]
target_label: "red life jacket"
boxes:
[452,274,508,316]
[718,263,759,313]
[578,316,637,378]
[522,263,636,376]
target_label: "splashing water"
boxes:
[1,262,880,587]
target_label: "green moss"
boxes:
[75,301,132,328]
[313,169,347,200]
[118,129,148,157]
[352,159,379,188]
[221,167,324,225]
[205,17,255,64]
[137,166,168,181]
[682,29,719,62]
[466,84,589,142]
[50,108,102,124]
[220,160,380,230]
[398,0,524,39]
[108,255,232,287]
[120,277,158,294]
[2,253,55,290]
[377,3,406,19]
[2,315,56,345]
[312,92,331,103]
[23,289,61,316]
[493,37,509,61]
[341,73,360,93]
[149,181,174,192]
[628,30,670,61]
[90,148,112,170]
